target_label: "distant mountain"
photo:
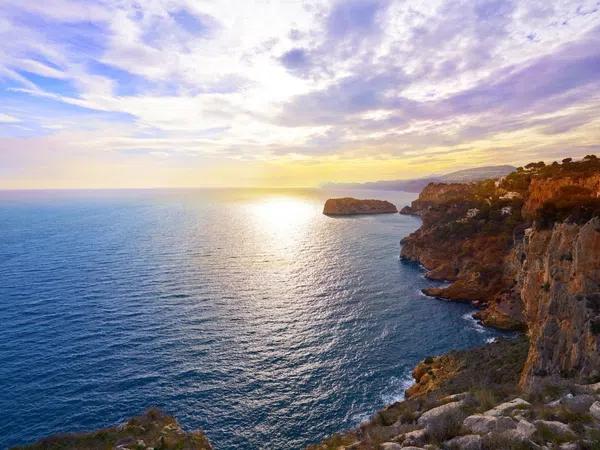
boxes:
[439,165,517,182]
[322,165,516,193]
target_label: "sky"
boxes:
[1,0,600,189]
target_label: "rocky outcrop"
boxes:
[14,409,213,450]
[400,180,524,329]
[523,173,600,218]
[517,217,600,388]
[323,197,398,215]
[401,158,600,341]
[406,337,528,399]
[400,183,476,218]
[313,157,600,450]
[311,339,600,449]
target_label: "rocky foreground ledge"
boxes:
[324,198,398,215]
[311,338,600,450]
[13,409,212,450]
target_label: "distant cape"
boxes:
[322,165,516,193]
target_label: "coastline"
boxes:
[11,197,505,450]
[13,157,600,449]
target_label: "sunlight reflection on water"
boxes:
[0,188,509,449]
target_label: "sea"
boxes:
[0,188,507,449]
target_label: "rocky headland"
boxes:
[399,156,600,386]
[311,156,600,450]
[323,197,398,215]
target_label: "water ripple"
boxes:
[0,189,508,449]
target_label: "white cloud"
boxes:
[0,0,599,174]
[0,113,20,123]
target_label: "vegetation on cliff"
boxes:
[14,409,213,450]
[311,337,600,450]
[400,156,600,330]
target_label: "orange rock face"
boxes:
[323,197,398,215]
[523,174,600,218]
[401,157,600,387]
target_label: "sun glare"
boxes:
[248,197,315,251]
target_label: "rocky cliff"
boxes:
[523,174,600,218]
[400,156,600,387]
[400,179,523,328]
[323,197,398,215]
[312,158,600,449]
[311,337,600,450]
[517,218,600,388]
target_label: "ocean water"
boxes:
[0,188,506,449]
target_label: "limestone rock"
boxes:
[515,419,537,440]
[483,398,530,416]
[444,434,482,450]
[590,401,600,421]
[402,429,427,447]
[558,443,578,450]
[380,443,403,450]
[519,217,600,387]
[561,394,595,414]
[441,392,471,403]
[323,198,397,215]
[534,420,575,439]
[18,409,213,449]
[463,414,516,434]
[417,401,465,431]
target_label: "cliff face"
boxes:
[518,217,600,387]
[400,179,523,328]
[523,174,600,218]
[401,156,600,386]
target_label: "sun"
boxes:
[247,196,315,252]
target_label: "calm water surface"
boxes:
[0,188,505,449]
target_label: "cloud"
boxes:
[326,0,389,39]
[280,48,311,75]
[1,0,600,187]
[0,113,20,123]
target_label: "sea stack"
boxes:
[323,197,398,215]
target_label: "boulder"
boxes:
[573,381,600,394]
[534,420,575,439]
[402,429,427,447]
[463,414,516,434]
[483,398,530,416]
[561,394,595,414]
[441,392,471,403]
[380,443,403,450]
[558,443,578,450]
[590,401,600,421]
[444,434,482,450]
[417,401,465,432]
[515,419,537,440]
